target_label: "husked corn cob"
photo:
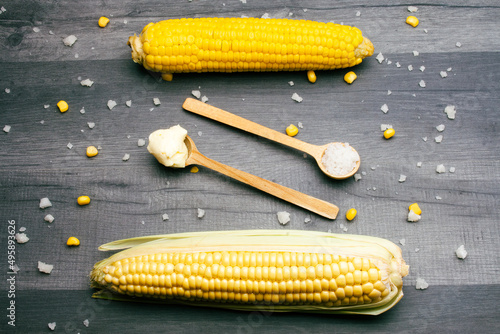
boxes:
[90,230,408,315]
[128,17,374,80]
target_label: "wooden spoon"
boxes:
[183,98,360,180]
[183,135,339,219]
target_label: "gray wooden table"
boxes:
[1,1,499,333]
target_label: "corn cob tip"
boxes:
[128,34,143,65]
[354,37,374,60]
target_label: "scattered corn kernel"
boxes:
[307,70,317,83]
[406,16,419,27]
[86,146,98,157]
[98,16,110,28]
[384,128,395,139]
[344,71,357,84]
[346,208,357,221]
[161,73,173,81]
[286,124,299,137]
[190,166,199,173]
[57,100,69,112]
[67,237,80,246]
[77,195,91,206]
[409,203,422,215]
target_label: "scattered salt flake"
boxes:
[192,90,201,99]
[413,51,419,56]
[416,161,422,167]
[291,92,303,102]
[376,52,384,63]
[80,107,85,114]
[407,210,421,222]
[141,221,145,225]
[10,264,20,273]
[436,164,446,173]
[44,214,55,223]
[126,100,132,107]
[297,122,303,129]
[399,174,407,183]
[395,62,401,68]
[356,11,361,17]
[435,135,443,143]
[261,13,270,19]
[122,153,130,161]
[387,60,392,65]
[449,167,456,173]
[201,96,209,103]
[455,245,467,259]
[304,217,311,224]
[153,97,161,105]
[107,100,117,110]
[67,142,73,149]
[33,27,40,32]
[422,137,428,142]
[339,223,348,232]
[198,131,202,137]
[456,42,462,48]
[354,173,362,182]
[415,278,429,290]
[80,79,94,87]
[15,233,29,244]
[380,104,389,113]
[38,261,54,274]
[44,104,50,109]
[137,138,146,147]
[436,124,445,132]
[87,122,95,129]
[197,208,205,218]
[0,6,6,13]
[277,211,290,225]
[288,81,295,86]
[381,124,393,131]
[5,88,10,93]
[415,248,420,252]
[408,6,418,12]
[162,213,169,221]
[83,319,90,328]
[444,105,456,119]
[387,90,392,95]
[447,67,452,72]
[3,125,11,133]
[440,71,448,78]
[40,120,45,125]
[399,238,406,246]
[424,29,428,33]
[419,65,425,72]
[435,195,442,200]
[63,35,77,46]
[408,65,413,71]
[48,322,57,331]
[39,197,52,209]
[149,108,154,111]
[19,227,26,232]
[419,80,426,88]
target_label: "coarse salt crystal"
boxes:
[321,143,359,176]
[419,66,425,72]
[417,161,422,167]
[291,92,303,102]
[107,100,117,110]
[125,100,132,107]
[413,51,419,56]
[408,65,413,71]
[376,53,384,63]
[288,81,294,86]
[201,96,209,103]
[422,137,428,142]
[455,245,467,259]
[138,138,146,147]
[19,227,26,232]
[44,214,55,223]
[387,90,392,95]
[436,164,446,173]
[435,195,442,200]
[456,42,462,48]
[192,90,201,99]
[5,88,10,93]
[449,167,456,173]
[67,142,73,149]
[356,11,361,17]
[83,319,90,327]
[122,153,130,161]
[415,277,429,290]
[39,197,52,209]
[48,322,56,331]
[38,261,54,274]
[396,62,401,68]
[277,211,290,225]
[15,233,30,243]
[87,122,95,129]
[44,104,50,109]
[419,80,426,88]
[380,104,389,113]
[197,208,205,218]
[354,173,362,181]
[3,125,11,133]
[380,124,393,131]
[399,238,406,246]
[407,210,421,222]
[435,135,443,143]
[436,124,445,132]
[408,6,418,12]
[80,107,86,114]
[444,105,456,119]
[153,97,161,105]
[80,79,94,87]
[63,35,77,46]
[162,213,169,221]
[399,174,407,183]
[304,217,312,224]
[440,71,448,78]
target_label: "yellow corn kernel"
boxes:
[307,70,317,83]
[67,237,80,246]
[346,208,357,221]
[344,71,357,84]
[162,73,173,81]
[190,166,199,173]
[406,16,419,28]
[98,16,110,28]
[77,195,91,206]
[286,124,299,137]
[383,128,395,139]
[86,146,98,157]
[57,100,69,112]
[409,203,422,215]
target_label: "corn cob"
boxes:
[90,230,408,315]
[128,17,374,80]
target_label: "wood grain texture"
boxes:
[1,0,499,332]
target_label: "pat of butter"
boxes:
[147,125,188,168]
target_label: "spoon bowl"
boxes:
[183,98,360,179]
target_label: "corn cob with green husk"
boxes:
[90,230,408,315]
[128,17,374,81]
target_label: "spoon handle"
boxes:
[187,150,339,219]
[183,98,323,158]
